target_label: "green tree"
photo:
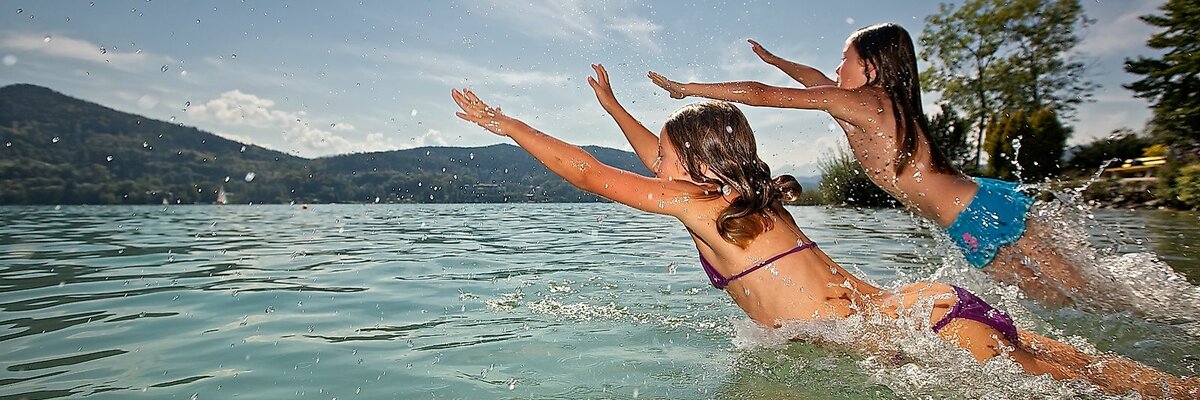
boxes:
[1065,129,1151,173]
[920,0,1093,169]
[818,146,895,207]
[1124,0,1200,146]
[984,108,1070,181]
[927,104,973,170]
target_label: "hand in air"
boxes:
[452,88,512,137]
[748,39,777,63]
[647,71,686,99]
[587,63,618,109]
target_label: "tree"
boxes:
[1065,129,1151,173]
[927,104,973,170]
[984,108,1070,181]
[1124,0,1200,146]
[920,0,1094,170]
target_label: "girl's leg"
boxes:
[1013,331,1200,398]
[986,218,1092,307]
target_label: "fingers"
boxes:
[590,63,609,86]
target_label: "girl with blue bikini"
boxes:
[451,64,1197,397]
[648,23,1094,308]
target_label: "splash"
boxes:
[729,308,1114,398]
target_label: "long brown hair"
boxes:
[849,23,953,174]
[662,101,801,247]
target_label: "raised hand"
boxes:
[587,63,619,109]
[648,71,686,99]
[451,88,513,137]
[748,39,778,64]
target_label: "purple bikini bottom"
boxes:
[932,286,1019,343]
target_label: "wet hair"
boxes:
[849,22,953,174]
[662,101,802,248]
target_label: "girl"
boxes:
[450,64,1197,397]
[647,23,1097,308]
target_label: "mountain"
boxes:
[0,84,650,204]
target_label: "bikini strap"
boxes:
[723,241,819,285]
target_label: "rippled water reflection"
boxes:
[0,204,1195,398]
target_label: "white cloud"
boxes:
[1077,2,1162,57]
[0,32,148,71]
[608,16,663,53]
[399,129,449,149]
[471,0,603,40]
[469,0,663,53]
[390,50,571,87]
[331,122,356,132]
[360,132,401,152]
[185,90,360,156]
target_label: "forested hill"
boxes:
[0,84,650,205]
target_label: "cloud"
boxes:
[387,50,570,87]
[608,16,663,53]
[468,0,664,53]
[0,32,148,71]
[185,90,360,155]
[1077,2,1162,57]
[399,129,449,149]
[331,122,356,132]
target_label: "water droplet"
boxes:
[468,152,475,160]
[224,176,231,182]
[230,53,237,59]
[51,136,60,143]
[244,172,256,182]
[4,142,11,147]
[105,155,113,162]
[239,145,246,152]
[161,65,169,72]
[411,109,418,117]
[264,305,275,313]
[725,125,733,134]
[684,141,691,148]
[507,379,517,390]
[15,8,22,13]
[43,35,52,43]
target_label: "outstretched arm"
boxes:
[587,64,659,172]
[452,89,697,216]
[648,72,876,127]
[748,39,836,88]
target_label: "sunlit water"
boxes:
[1,204,1197,399]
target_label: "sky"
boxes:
[0,0,1167,176]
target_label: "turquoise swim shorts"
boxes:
[946,177,1034,268]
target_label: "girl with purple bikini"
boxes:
[450,64,1198,397]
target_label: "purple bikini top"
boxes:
[698,241,819,289]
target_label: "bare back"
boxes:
[677,194,883,325]
[837,88,977,227]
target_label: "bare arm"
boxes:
[587,64,659,172]
[452,89,696,216]
[748,39,836,88]
[648,72,878,127]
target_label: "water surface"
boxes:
[0,204,1196,399]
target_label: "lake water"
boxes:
[1,204,1197,399]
